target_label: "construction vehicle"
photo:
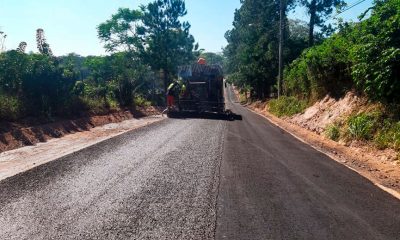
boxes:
[166,59,232,118]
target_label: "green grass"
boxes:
[347,113,376,140]
[325,124,340,141]
[134,95,152,107]
[268,96,307,117]
[374,121,400,150]
[79,97,117,115]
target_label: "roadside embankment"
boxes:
[242,93,400,195]
[0,106,162,153]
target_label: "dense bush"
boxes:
[284,0,400,103]
[0,51,156,121]
[0,93,23,120]
[351,0,400,102]
[284,34,352,101]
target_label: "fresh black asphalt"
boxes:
[0,86,399,239]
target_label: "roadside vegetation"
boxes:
[268,96,307,117]
[0,0,218,122]
[226,0,400,153]
[285,0,400,151]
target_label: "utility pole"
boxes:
[278,0,285,99]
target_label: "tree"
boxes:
[138,0,198,92]
[300,0,345,46]
[97,8,143,52]
[36,28,53,56]
[16,42,27,53]
[286,19,309,64]
[98,0,199,94]
[0,50,28,94]
[224,0,283,98]
[224,0,306,99]
[0,31,6,53]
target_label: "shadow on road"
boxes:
[168,111,243,121]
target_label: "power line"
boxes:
[333,0,368,17]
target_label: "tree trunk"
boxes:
[163,69,170,99]
[308,0,317,47]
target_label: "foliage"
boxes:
[325,124,340,141]
[285,0,400,104]
[0,93,23,120]
[300,0,345,46]
[134,95,152,107]
[374,121,400,150]
[0,0,204,121]
[0,50,155,120]
[350,0,400,103]
[268,96,307,117]
[98,0,199,92]
[97,8,143,52]
[224,0,308,99]
[284,33,353,100]
[347,113,376,140]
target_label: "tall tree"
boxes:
[301,0,345,46]
[138,0,198,92]
[224,0,282,98]
[97,8,143,52]
[98,0,198,94]
[0,31,6,53]
[36,28,53,56]
[224,0,304,99]
[16,42,27,53]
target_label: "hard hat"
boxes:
[197,58,206,65]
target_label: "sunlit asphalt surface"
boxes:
[0,86,399,239]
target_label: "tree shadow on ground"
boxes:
[167,111,243,121]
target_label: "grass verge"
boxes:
[268,96,308,117]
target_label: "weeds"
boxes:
[268,96,307,117]
[347,113,375,140]
[374,122,400,150]
[325,124,340,141]
[134,95,152,107]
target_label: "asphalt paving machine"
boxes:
[166,60,232,118]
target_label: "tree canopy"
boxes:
[98,0,199,92]
[224,0,308,99]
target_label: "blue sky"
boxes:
[0,0,373,56]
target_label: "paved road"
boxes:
[217,87,400,239]
[0,86,399,239]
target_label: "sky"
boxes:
[0,0,374,56]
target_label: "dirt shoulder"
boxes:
[0,106,162,153]
[246,101,400,197]
[0,112,165,181]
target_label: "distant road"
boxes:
[0,86,398,239]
